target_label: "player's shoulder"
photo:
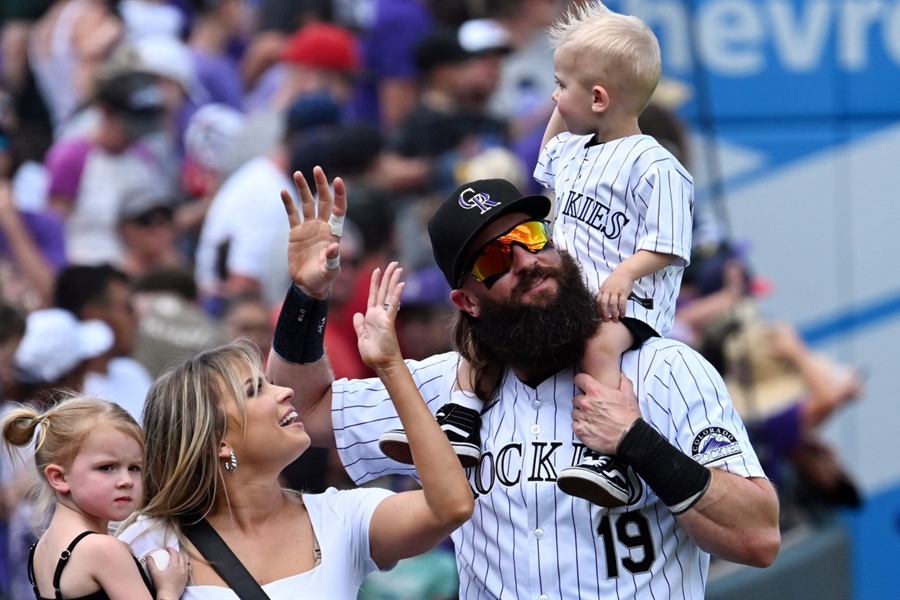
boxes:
[623,337,712,377]
[337,351,461,394]
[405,351,462,377]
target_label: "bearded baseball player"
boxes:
[269,167,780,599]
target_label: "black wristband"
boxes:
[272,285,329,364]
[616,419,712,515]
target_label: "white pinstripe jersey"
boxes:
[534,133,694,337]
[333,338,765,600]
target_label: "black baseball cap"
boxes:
[413,28,471,74]
[428,179,551,288]
[94,70,165,140]
[95,70,165,115]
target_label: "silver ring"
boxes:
[383,303,391,310]
[325,254,340,270]
[328,213,345,237]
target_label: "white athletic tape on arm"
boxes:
[328,214,345,237]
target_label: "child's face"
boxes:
[64,425,143,524]
[552,45,599,136]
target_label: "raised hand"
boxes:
[281,166,348,299]
[353,262,405,371]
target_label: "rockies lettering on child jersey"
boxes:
[535,133,693,337]
[560,189,630,238]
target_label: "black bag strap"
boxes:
[180,515,270,600]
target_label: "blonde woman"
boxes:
[118,262,474,598]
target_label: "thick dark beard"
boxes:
[469,251,601,380]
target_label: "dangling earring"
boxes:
[224,451,238,473]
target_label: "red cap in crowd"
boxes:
[281,23,361,73]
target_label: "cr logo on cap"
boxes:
[458,188,500,214]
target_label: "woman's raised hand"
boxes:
[354,262,404,371]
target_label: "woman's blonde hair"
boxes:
[548,1,661,116]
[0,395,143,528]
[131,339,264,531]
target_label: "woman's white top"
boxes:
[119,486,394,599]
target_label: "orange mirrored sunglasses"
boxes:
[465,220,554,288]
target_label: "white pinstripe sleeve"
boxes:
[625,338,767,480]
[331,352,461,485]
[635,166,693,266]
[533,132,572,191]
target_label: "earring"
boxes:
[224,451,238,473]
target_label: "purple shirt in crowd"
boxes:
[347,0,435,125]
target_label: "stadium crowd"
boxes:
[0,1,864,598]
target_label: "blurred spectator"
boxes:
[245,20,360,114]
[228,19,361,186]
[486,0,562,193]
[131,34,208,157]
[358,546,460,600]
[116,187,186,279]
[342,0,436,131]
[178,102,246,252]
[0,178,65,311]
[486,0,560,118]
[131,266,228,377]
[239,0,332,92]
[717,301,865,526]
[44,68,178,266]
[0,0,55,158]
[7,307,112,407]
[193,94,338,317]
[223,295,274,363]
[0,303,25,401]
[26,0,123,136]
[185,0,247,111]
[119,0,186,42]
[396,266,454,360]
[0,301,25,595]
[393,28,506,162]
[53,264,151,421]
[456,18,512,115]
[673,244,751,348]
[0,306,114,600]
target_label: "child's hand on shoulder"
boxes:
[598,271,635,322]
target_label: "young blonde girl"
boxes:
[1,396,189,599]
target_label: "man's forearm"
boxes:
[267,284,337,447]
[676,471,781,567]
